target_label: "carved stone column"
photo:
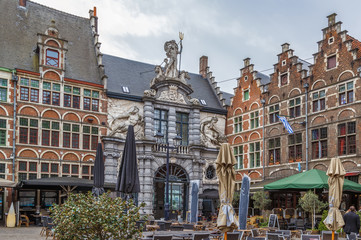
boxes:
[102,136,123,184]
[143,99,155,140]
[189,108,201,145]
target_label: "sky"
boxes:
[31,0,361,94]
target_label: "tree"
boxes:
[299,190,328,230]
[251,190,271,216]
[51,191,146,240]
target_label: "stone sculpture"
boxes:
[108,106,144,139]
[200,117,227,148]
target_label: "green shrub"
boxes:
[50,191,146,240]
[318,210,329,231]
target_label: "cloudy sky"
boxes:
[32,0,361,93]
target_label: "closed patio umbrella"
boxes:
[92,143,105,197]
[191,182,199,223]
[216,143,239,234]
[238,174,250,230]
[116,125,140,199]
[324,157,345,240]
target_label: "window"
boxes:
[312,127,328,159]
[43,82,60,106]
[289,97,301,118]
[0,119,6,146]
[122,86,130,93]
[234,145,244,169]
[154,109,168,139]
[61,164,80,177]
[339,81,354,105]
[269,138,280,164]
[338,122,356,155]
[327,55,336,69]
[313,90,326,112]
[289,133,302,161]
[243,90,249,101]
[249,142,261,168]
[63,123,80,148]
[83,89,100,111]
[0,163,6,179]
[50,163,59,178]
[205,165,216,180]
[82,165,93,179]
[269,104,279,124]
[19,118,38,144]
[83,126,98,150]
[18,161,37,180]
[42,120,60,147]
[46,49,59,67]
[328,37,334,44]
[41,163,50,178]
[64,85,81,109]
[176,112,189,146]
[0,78,7,102]
[234,116,242,133]
[200,99,207,105]
[20,78,39,102]
[250,111,259,129]
[280,73,288,86]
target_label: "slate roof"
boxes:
[0,0,101,84]
[103,54,229,113]
[255,72,271,85]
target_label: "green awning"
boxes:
[264,169,361,192]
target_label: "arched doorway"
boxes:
[153,164,189,220]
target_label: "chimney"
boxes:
[327,13,337,27]
[89,7,98,34]
[281,43,290,53]
[199,56,208,78]
[243,58,250,67]
[19,0,27,7]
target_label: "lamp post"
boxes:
[155,131,182,221]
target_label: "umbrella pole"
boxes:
[332,230,334,240]
[225,232,227,240]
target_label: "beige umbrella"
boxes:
[0,178,16,188]
[324,157,345,240]
[216,143,239,234]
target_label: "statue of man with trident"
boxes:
[163,32,184,79]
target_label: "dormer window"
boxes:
[122,86,130,93]
[46,49,59,67]
[200,99,207,105]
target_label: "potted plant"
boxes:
[299,190,327,231]
[251,190,271,220]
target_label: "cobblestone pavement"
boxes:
[0,226,47,240]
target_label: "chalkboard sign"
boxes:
[268,214,279,229]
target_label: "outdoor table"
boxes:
[174,233,192,240]
[291,230,302,238]
[210,233,223,240]
[235,229,251,240]
[193,224,203,231]
[146,224,160,231]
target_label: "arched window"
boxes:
[46,49,59,67]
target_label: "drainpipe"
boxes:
[261,98,266,180]
[304,83,309,171]
[12,71,17,182]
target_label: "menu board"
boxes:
[268,214,278,228]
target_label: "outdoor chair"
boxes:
[170,225,184,231]
[287,218,297,230]
[251,229,260,237]
[184,223,195,230]
[266,233,285,240]
[322,231,339,240]
[295,219,305,230]
[46,217,55,240]
[19,214,30,227]
[226,232,241,240]
[40,216,48,236]
[274,230,290,240]
[164,222,172,231]
[192,233,210,240]
[247,236,266,240]
[157,222,165,231]
[153,235,173,240]
[301,234,320,240]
